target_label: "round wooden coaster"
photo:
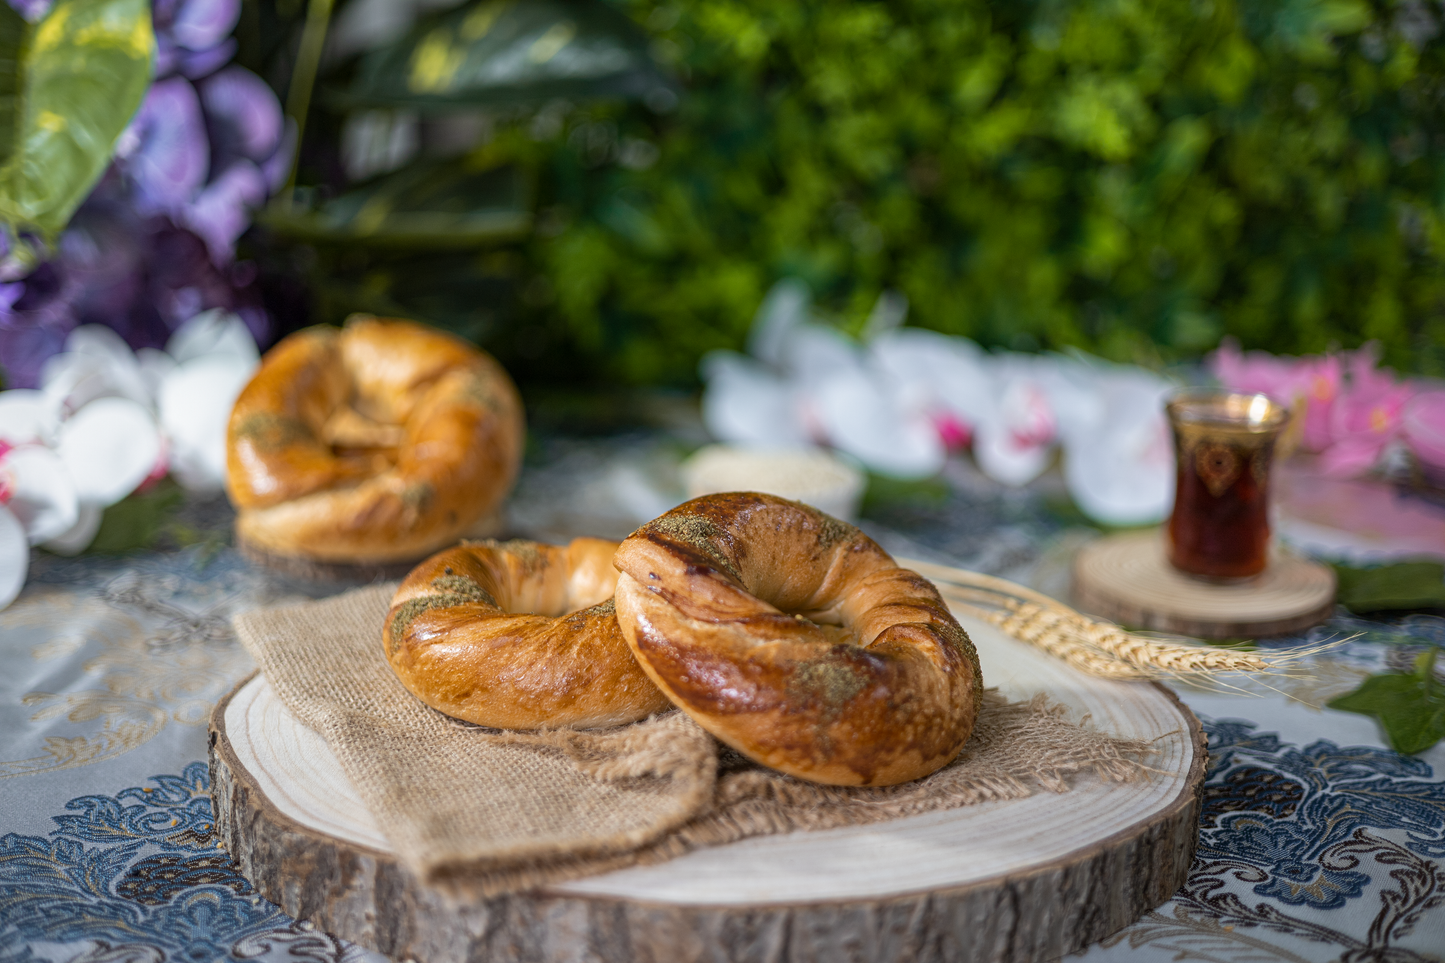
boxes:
[208,606,1207,963]
[1072,529,1336,638]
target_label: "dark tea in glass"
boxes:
[1166,390,1290,580]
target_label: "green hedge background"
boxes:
[257,0,1445,387]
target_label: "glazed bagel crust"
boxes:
[612,493,983,787]
[226,316,524,563]
[384,538,671,729]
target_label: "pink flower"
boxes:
[932,412,972,450]
[0,441,13,504]
[1295,355,1342,451]
[1318,349,1415,477]
[1210,338,1305,399]
[1403,390,1445,472]
[1210,339,1340,450]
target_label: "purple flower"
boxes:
[117,78,211,217]
[199,66,285,167]
[182,160,267,262]
[5,0,52,22]
[166,0,239,50]
[0,263,78,389]
[176,40,239,80]
[153,0,241,80]
[0,0,279,389]
[114,66,289,264]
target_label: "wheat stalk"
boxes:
[902,558,1348,683]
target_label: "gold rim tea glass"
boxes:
[1165,390,1290,580]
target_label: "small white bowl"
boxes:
[681,445,867,520]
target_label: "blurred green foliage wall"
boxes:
[510,0,1445,384]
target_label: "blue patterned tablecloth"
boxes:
[2,434,1443,963]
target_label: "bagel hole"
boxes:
[333,447,398,474]
[322,406,407,448]
[791,613,855,647]
[797,607,845,627]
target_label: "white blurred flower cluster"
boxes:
[702,281,1177,526]
[0,310,258,606]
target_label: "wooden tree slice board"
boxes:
[209,608,1207,963]
[1072,529,1336,639]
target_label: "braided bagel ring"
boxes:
[612,493,982,786]
[226,315,523,564]
[383,538,671,729]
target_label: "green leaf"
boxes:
[1328,650,1445,756]
[338,0,673,111]
[0,0,154,242]
[88,482,185,554]
[1332,560,1445,614]
[861,473,950,514]
[262,158,531,246]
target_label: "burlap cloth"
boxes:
[233,584,1156,895]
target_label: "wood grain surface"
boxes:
[1072,529,1336,638]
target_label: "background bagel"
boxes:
[226,316,523,564]
[612,492,982,787]
[384,538,671,729]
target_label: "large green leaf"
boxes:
[338,0,673,110]
[0,0,154,243]
[1333,560,1445,614]
[262,157,531,246]
[1329,650,1445,756]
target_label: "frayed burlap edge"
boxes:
[425,691,1157,895]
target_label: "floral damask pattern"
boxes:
[1096,718,1445,961]
[4,475,1444,962]
[0,763,363,963]
[0,586,256,779]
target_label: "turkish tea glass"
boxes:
[1165,390,1290,580]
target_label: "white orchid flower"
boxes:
[42,505,105,557]
[1045,360,1176,526]
[166,307,262,365]
[700,281,1179,522]
[0,310,262,601]
[971,373,1058,487]
[781,321,862,389]
[1,444,79,543]
[33,395,165,557]
[745,278,812,369]
[1064,414,1173,525]
[767,297,947,478]
[157,311,261,492]
[54,396,164,507]
[135,347,180,402]
[0,389,59,446]
[41,324,155,417]
[160,353,256,490]
[0,439,77,603]
[869,328,994,447]
[699,351,812,449]
[811,364,945,478]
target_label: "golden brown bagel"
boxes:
[226,316,523,564]
[384,538,672,728]
[612,492,982,786]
